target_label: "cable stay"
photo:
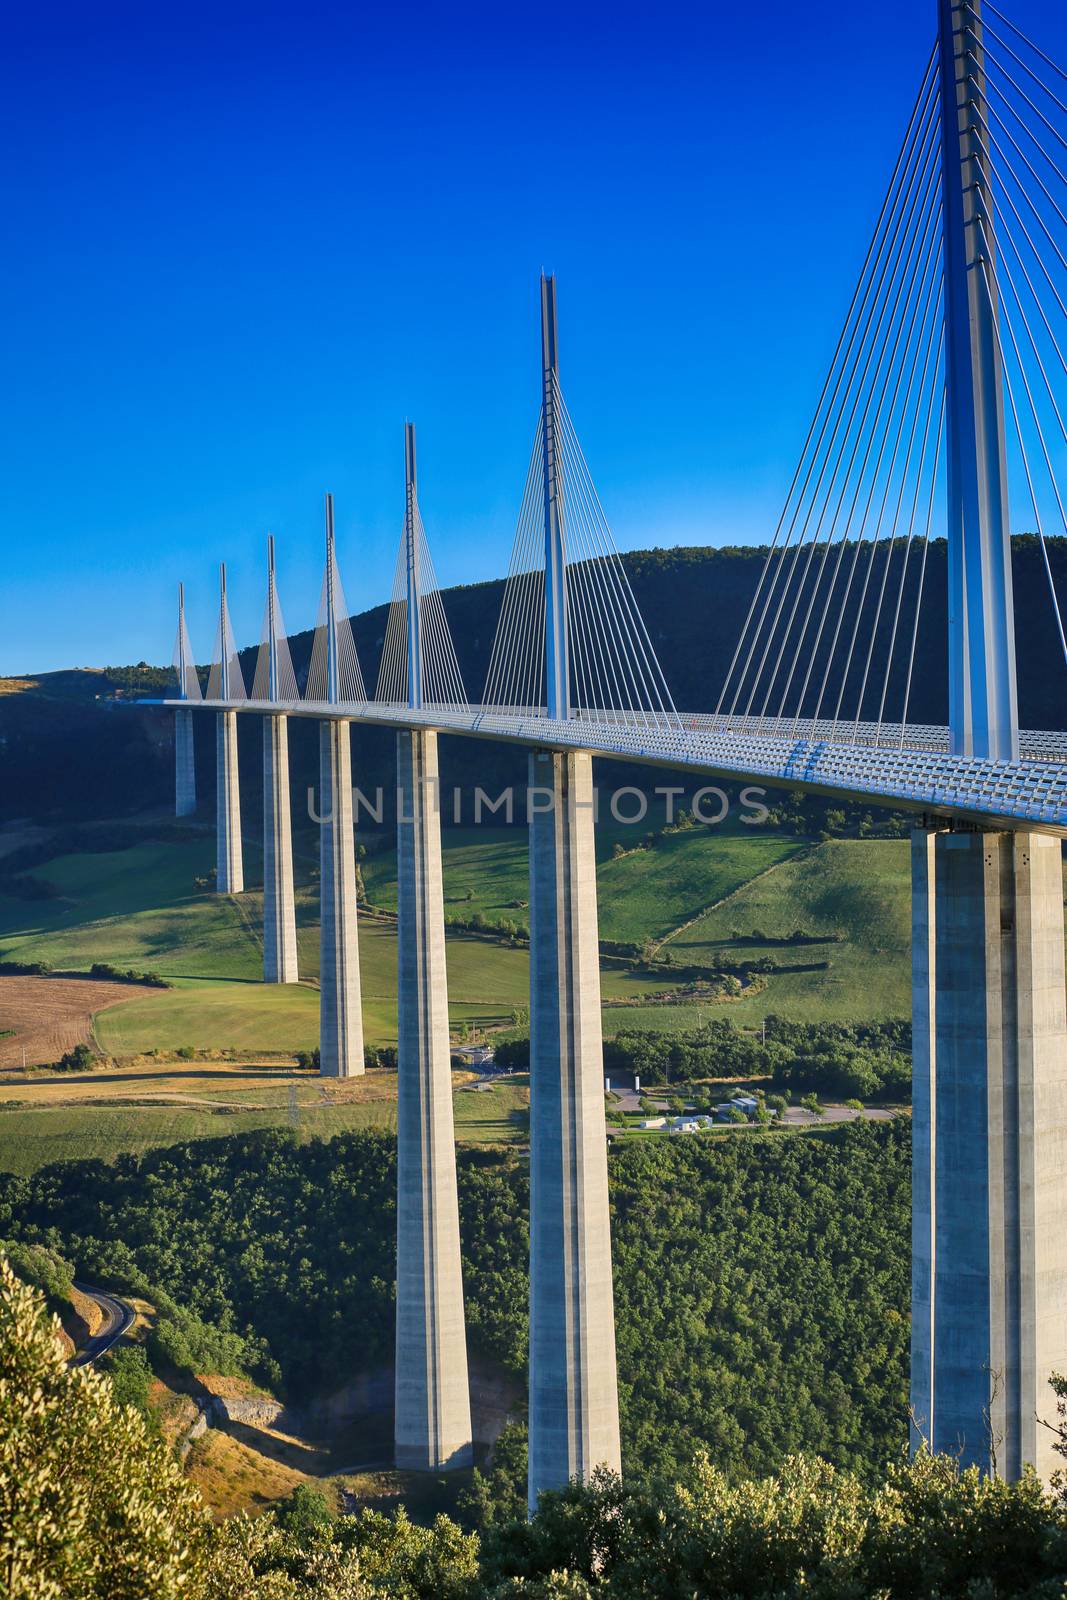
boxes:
[375,475,468,711]
[715,44,947,747]
[715,2,1067,753]
[306,497,368,705]
[483,375,679,731]
[206,564,247,702]
[962,0,1067,676]
[251,536,301,703]
[172,583,202,702]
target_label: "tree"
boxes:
[0,1258,208,1599]
[275,1483,335,1539]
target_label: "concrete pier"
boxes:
[527,747,621,1513]
[318,719,364,1077]
[911,828,1067,1479]
[216,710,244,894]
[394,729,473,1471]
[263,713,298,983]
[175,708,196,817]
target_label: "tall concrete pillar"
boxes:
[527,747,621,1513]
[911,828,1067,1480]
[175,708,196,817]
[216,710,244,894]
[319,718,364,1077]
[263,713,298,983]
[394,729,473,1471]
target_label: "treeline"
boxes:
[500,1016,912,1104]
[0,1121,911,1482]
[88,961,171,989]
[7,1258,1067,1600]
[295,1046,398,1072]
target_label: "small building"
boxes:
[670,1116,708,1135]
[715,1094,765,1124]
[731,1095,760,1117]
[638,1116,667,1129]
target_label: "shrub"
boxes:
[50,1043,94,1073]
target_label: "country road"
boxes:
[71,1281,135,1365]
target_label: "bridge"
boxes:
[165,0,1067,1507]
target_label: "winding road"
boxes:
[71,1281,135,1365]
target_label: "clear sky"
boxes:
[2,0,1063,674]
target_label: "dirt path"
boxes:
[0,975,164,1068]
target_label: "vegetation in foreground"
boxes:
[4,1259,1067,1599]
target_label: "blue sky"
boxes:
[2,0,1063,674]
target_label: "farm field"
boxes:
[0,1058,531,1175]
[0,973,166,1069]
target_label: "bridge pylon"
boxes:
[259,535,299,984]
[527,279,622,1513]
[912,0,1067,1485]
[172,582,199,817]
[393,424,474,1472]
[315,496,365,1077]
[211,563,244,894]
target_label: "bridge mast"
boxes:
[318,495,365,1077]
[912,0,1067,1484]
[528,278,621,1512]
[174,583,196,816]
[394,421,474,1473]
[405,423,423,711]
[262,534,298,984]
[939,0,1018,761]
[541,274,569,720]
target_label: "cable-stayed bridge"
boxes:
[164,0,1067,1512]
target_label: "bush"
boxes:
[88,961,170,989]
[0,1239,74,1311]
[0,1260,208,1599]
[49,1043,94,1073]
[275,1482,334,1538]
[0,957,52,976]
[101,1344,154,1420]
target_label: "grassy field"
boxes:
[0,1060,530,1175]
[361,817,805,946]
[665,839,913,1023]
[596,828,805,944]
[0,821,918,1071]
[0,838,263,980]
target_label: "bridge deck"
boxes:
[168,699,1067,836]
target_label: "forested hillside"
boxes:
[4,536,1067,825]
[0,1121,911,1484]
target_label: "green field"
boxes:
[0,1075,531,1176]
[665,839,913,1023]
[93,917,532,1053]
[0,821,918,1068]
[0,815,923,1172]
[362,816,804,947]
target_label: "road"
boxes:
[71,1281,135,1365]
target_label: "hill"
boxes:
[5,536,1067,828]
